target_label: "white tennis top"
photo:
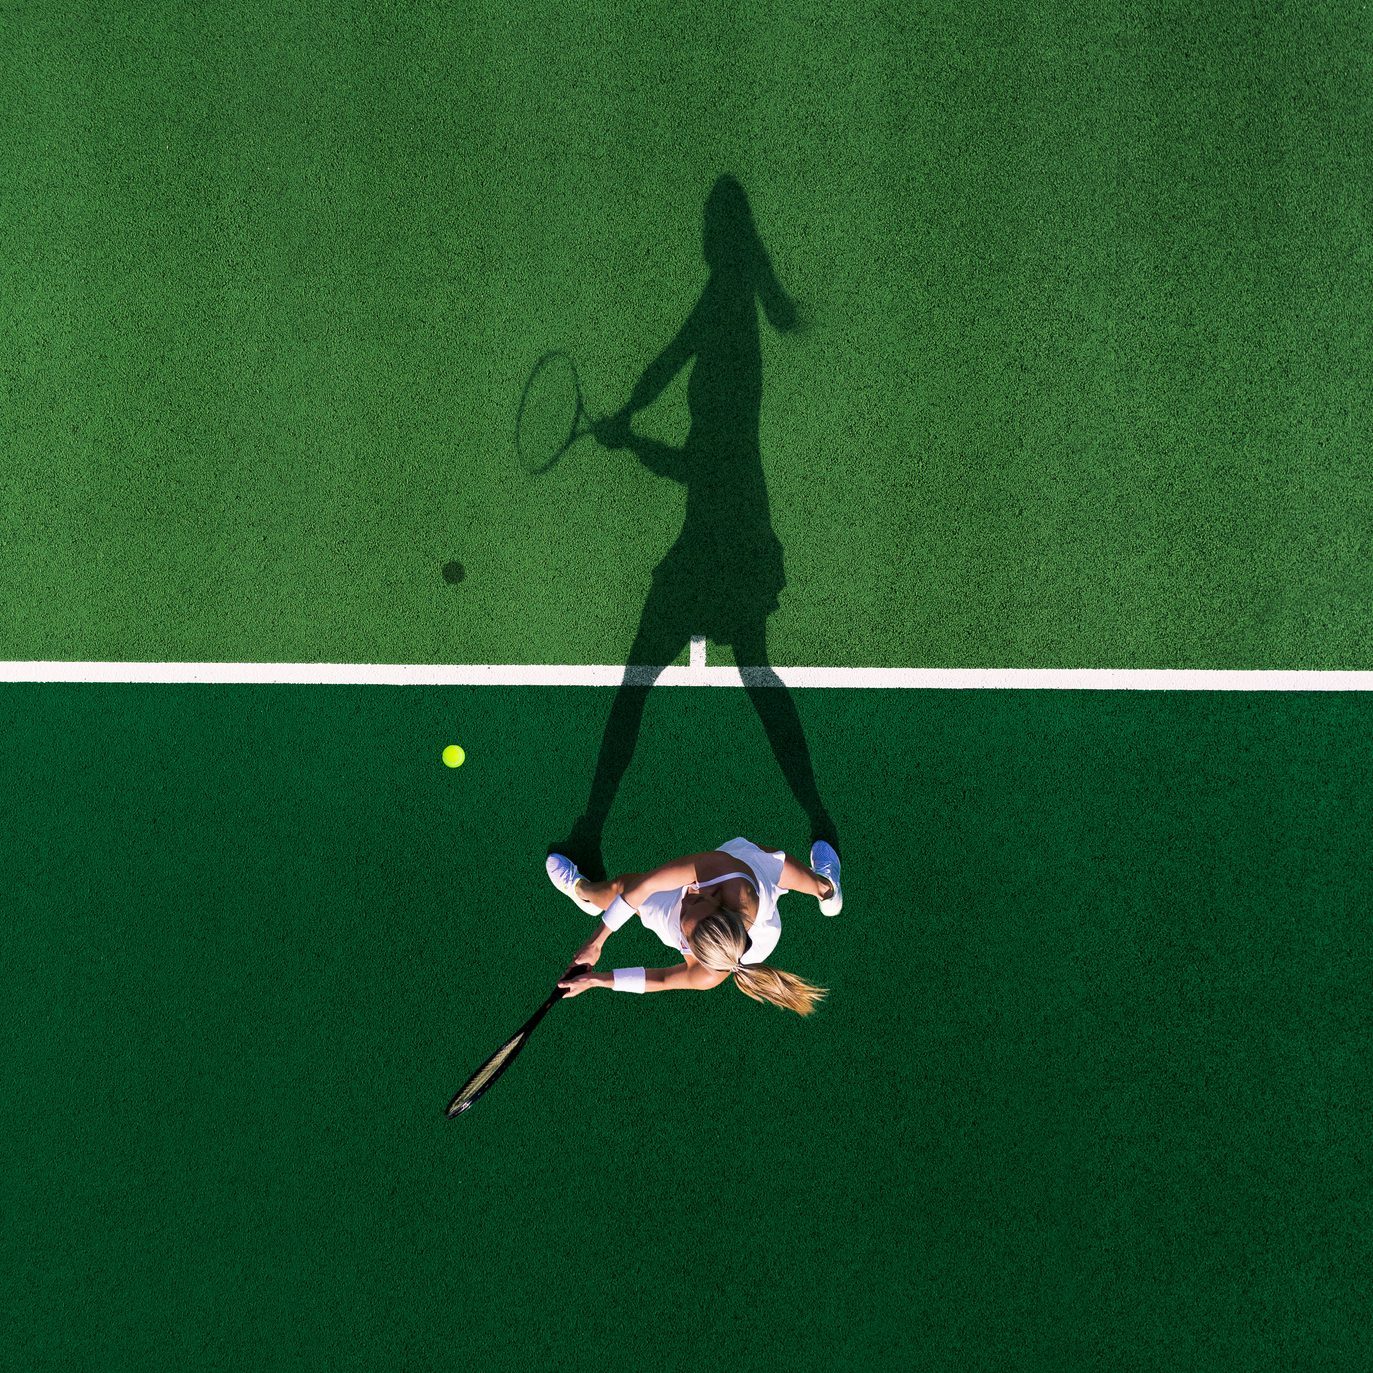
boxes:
[631,837,785,965]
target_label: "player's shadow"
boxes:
[551,175,837,880]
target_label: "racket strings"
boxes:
[449,1032,527,1112]
[516,354,584,473]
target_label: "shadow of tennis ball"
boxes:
[442,561,466,584]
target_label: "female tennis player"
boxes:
[546,838,842,1015]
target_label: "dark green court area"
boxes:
[3,685,1367,1369]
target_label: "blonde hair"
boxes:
[686,907,827,1016]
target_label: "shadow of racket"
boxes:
[514,351,606,476]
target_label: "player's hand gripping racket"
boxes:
[515,351,606,475]
[444,962,588,1118]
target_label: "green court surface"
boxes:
[4,3,1372,669]
[4,685,1368,1370]
[6,4,1371,1370]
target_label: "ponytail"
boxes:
[733,962,827,1016]
[687,907,828,1016]
[753,243,800,334]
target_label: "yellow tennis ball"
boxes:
[442,744,465,768]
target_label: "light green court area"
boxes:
[3,3,1371,668]
[4,685,1369,1369]
[5,4,1369,1369]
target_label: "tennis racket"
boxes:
[444,962,588,1118]
[514,351,604,475]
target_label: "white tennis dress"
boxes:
[633,837,786,965]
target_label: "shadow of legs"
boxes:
[550,589,690,881]
[732,621,838,848]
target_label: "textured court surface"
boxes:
[5,686,1370,1370]
[4,3,1372,668]
[6,4,1372,1370]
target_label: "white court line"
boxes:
[690,636,707,681]
[3,662,1373,690]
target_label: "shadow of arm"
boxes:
[625,305,699,415]
[626,432,688,484]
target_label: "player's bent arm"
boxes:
[626,434,688,484]
[621,854,718,908]
[575,921,613,965]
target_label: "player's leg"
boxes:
[778,852,834,902]
[574,874,642,911]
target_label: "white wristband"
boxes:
[602,895,636,932]
[612,967,647,994]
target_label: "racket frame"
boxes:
[514,350,598,476]
[444,962,589,1117]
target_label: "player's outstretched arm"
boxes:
[558,961,726,997]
